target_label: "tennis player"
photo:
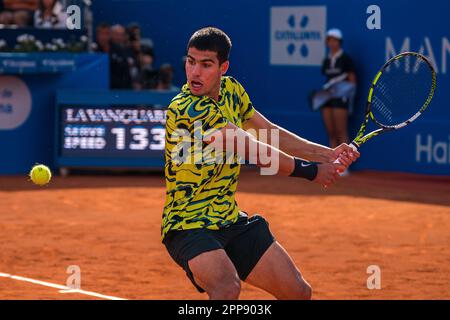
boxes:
[162,27,359,300]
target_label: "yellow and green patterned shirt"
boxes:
[161,76,255,240]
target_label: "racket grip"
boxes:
[333,143,359,164]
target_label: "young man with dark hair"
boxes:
[93,22,111,53]
[162,27,359,300]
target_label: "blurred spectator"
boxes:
[126,23,143,90]
[93,22,111,53]
[140,37,154,51]
[110,24,134,89]
[155,63,179,92]
[93,20,177,91]
[111,23,127,46]
[139,44,158,89]
[0,0,38,27]
[34,0,67,29]
[310,28,356,149]
[127,22,141,56]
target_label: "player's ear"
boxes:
[220,60,229,75]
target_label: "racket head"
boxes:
[368,52,436,128]
[353,52,436,147]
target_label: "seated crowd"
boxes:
[0,1,179,91]
[93,22,179,91]
[0,0,68,29]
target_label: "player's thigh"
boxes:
[188,249,240,293]
[245,241,311,300]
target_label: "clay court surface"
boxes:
[1,169,449,300]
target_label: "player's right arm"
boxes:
[243,110,359,167]
[205,122,344,187]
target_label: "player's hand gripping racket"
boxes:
[335,51,436,163]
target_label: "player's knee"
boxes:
[220,280,241,300]
[209,278,241,300]
[223,280,241,300]
[288,280,312,300]
[301,282,312,300]
[282,276,312,300]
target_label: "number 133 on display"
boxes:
[111,127,165,151]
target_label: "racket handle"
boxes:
[333,143,359,164]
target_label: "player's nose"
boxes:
[189,64,201,77]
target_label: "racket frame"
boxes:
[352,51,437,148]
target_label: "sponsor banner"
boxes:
[0,53,80,74]
[270,6,326,66]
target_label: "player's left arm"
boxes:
[243,110,359,166]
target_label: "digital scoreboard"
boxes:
[61,106,166,157]
[55,90,176,170]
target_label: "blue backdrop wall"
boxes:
[91,0,450,175]
[0,54,109,174]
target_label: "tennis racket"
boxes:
[337,51,436,161]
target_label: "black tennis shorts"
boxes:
[322,97,349,110]
[162,212,275,293]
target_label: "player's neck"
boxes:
[208,93,220,102]
[206,83,221,102]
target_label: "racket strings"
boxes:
[371,55,432,127]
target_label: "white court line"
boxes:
[0,272,127,300]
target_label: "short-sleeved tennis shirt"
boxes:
[161,76,255,240]
[321,49,355,82]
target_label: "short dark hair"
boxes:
[96,22,111,30]
[187,27,232,65]
[141,45,154,57]
[127,22,140,31]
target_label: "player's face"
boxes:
[185,47,229,99]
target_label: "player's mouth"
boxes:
[190,80,203,91]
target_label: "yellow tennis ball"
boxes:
[29,164,52,186]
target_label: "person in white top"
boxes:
[34,0,67,29]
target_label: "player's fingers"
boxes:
[338,144,360,161]
[338,154,351,167]
[341,145,354,154]
[348,151,360,161]
[333,163,346,173]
